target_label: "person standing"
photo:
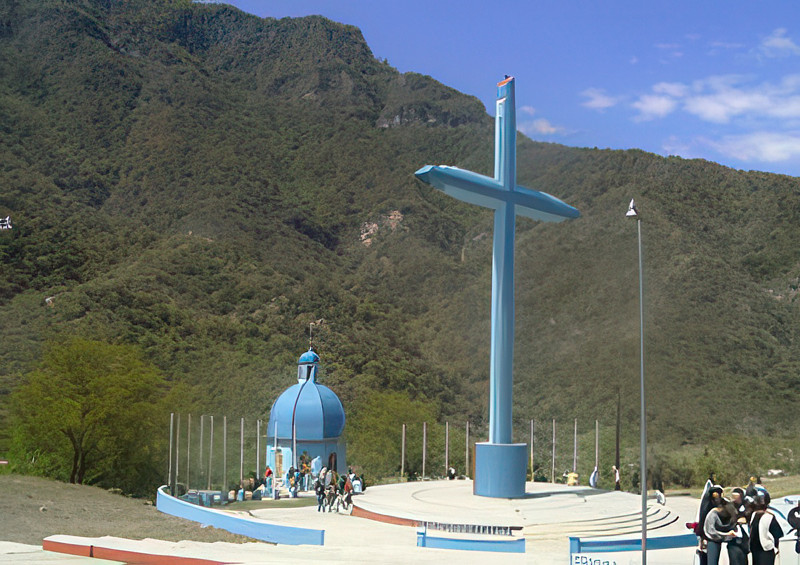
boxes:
[612,465,621,491]
[314,474,325,512]
[704,490,737,565]
[727,487,750,565]
[751,492,784,565]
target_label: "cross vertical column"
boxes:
[475,76,527,497]
[489,77,517,446]
[414,76,579,498]
[489,200,515,444]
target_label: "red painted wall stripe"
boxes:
[350,503,419,527]
[43,539,227,565]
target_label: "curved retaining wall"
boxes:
[156,486,324,546]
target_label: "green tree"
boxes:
[9,339,168,495]
[346,390,438,479]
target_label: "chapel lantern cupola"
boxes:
[297,348,320,383]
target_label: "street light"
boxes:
[627,198,647,563]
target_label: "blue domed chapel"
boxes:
[265,348,346,477]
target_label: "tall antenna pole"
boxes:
[551,419,556,483]
[445,421,449,474]
[186,414,191,489]
[616,386,621,471]
[168,413,174,490]
[595,419,599,470]
[627,199,647,563]
[637,215,647,563]
[207,416,214,490]
[530,419,534,481]
[199,415,204,486]
[256,419,261,479]
[240,417,244,489]
[175,413,181,487]
[465,421,470,478]
[401,424,406,477]
[422,422,427,479]
[223,416,227,492]
[573,418,577,473]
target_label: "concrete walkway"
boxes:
[2,481,707,564]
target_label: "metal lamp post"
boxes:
[627,198,647,563]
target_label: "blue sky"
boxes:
[226,0,800,177]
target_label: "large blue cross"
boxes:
[415,76,579,498]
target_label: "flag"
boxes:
[589,466,598,488]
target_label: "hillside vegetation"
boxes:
[1,0,800,493]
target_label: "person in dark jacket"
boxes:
[314,475,325,512]
[750,492,784,565]
[727,488,750,565]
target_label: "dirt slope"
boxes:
[0,474,249,545]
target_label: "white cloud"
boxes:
[708,131,800,162]
[632,94,678,121]
[653,82,689,98]
[519,105,536,116]
[661,135,693,157]
[684,89,770,123]
[760,28,800,57]
[519,118,561,136]
[680,74,800,123]
[617,74,800,125]
[580,88,620,110]
[709,41,744,50]
[629,56,639,65]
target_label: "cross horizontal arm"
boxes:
[415,165,502,209]
[415,165,580,223]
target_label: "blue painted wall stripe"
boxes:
[569,533,697,553]
[156,487,324,546]
[416,531,526,553]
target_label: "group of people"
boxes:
[313,467,364,512]
[696,478,794,565]
[285,461,312,498]
[261,457,366,507]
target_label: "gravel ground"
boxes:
[0,474,251,545]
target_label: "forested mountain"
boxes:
[2,0,800,490]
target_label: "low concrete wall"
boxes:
[156,486,324,546]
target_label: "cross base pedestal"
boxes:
[473,442,527,498]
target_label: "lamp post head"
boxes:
[626,199,639,218]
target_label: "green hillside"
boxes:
[1,0,800,492]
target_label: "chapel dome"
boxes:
[267,349,345,441]
[298,350,320,364]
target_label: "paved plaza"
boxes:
[0,480,719,564]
